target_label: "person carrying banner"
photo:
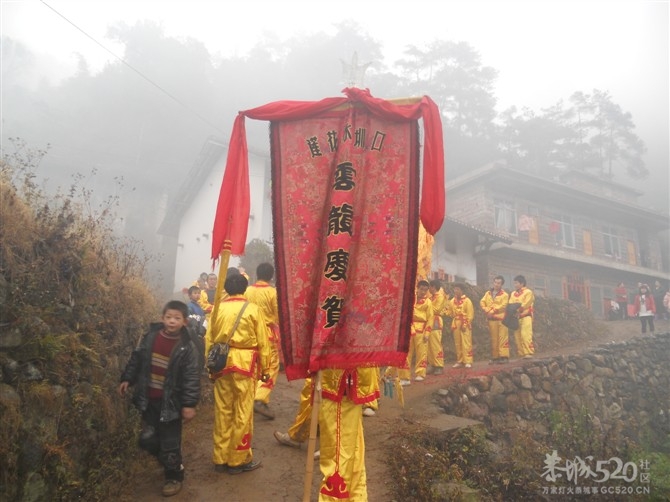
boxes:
[207,87,446,500]
[448,283,474,368]
[427,279,449,375]
[508,275,535,358]
[274,366,381,443]
[245,262,281,420]
[399,280,433,383]
[318,367,379,502]
[207,273,271,474]
[479,275,510,364]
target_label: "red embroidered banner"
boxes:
[273,110,420,379]
[211,89,445,380]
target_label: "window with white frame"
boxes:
[554,214,575,248]
[603,226,621,258]
[549,279,563,298]
[494,199,517,235]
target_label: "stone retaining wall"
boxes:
[435,332,670,442]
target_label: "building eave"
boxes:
[490,242,670,282]
[448,164,670,231]
[157,136,227,237]
[444,216,513,245]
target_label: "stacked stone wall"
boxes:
[436,332,670,443]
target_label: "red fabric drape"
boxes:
[210,88,445,260]
[211,115,251,257]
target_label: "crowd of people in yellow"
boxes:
[390,273,536,388]
[119,265,536,499]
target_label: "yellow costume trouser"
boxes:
[362,367,380,411]
[318,397,367,502]
[427,327,444,368]
[514,317,535,357]
[255,340,280,404]
[487,320,510,359]
[381,366,405,407]
[398,334,427,379]
[453,327,473,364]
[212,372,255,467]
[287,377,313,443]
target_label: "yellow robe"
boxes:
[287,377,313,443]
[480,288,510,359]
[245,280,281,404]
[319,367,379,502]
[399,297,433,380]
[448,294,474,364]
[509,287,535,357]
[199,289,214,314]
[207,296,270,468]
[199,288,230,317]
[428,289,448,368]
[416,223,434,281]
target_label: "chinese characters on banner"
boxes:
[273,111,421,378]
[211,88,445,381]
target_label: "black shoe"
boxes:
[214,464,227,473]
[497,357,509,364]
[227,460,262,474]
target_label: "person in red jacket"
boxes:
[633,283,656,334]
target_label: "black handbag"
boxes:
[206,302,248,374]
[502,303,521,330]
[206,342,230,373]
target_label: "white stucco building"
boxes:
[158,137,272,293]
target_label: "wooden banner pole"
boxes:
[203,246,231,358]
[210,244,231,323]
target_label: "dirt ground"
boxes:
[119,318,670,502]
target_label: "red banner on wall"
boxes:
[211,88,445,380]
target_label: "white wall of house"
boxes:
[172,153,270,292]
[431,231,479,285]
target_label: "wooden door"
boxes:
[566,272,589,308]
[627,240,637,265]
[583,230,592,256]
[528,217,539,244]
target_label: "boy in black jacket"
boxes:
[118,300,201,497]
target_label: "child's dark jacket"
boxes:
[120,323,201,422]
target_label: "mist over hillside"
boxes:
[2,10,667,294]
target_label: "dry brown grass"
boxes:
[0,141,159,501]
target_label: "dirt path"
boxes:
[119,318,669,501]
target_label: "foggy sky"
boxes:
[2,0,668,212]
